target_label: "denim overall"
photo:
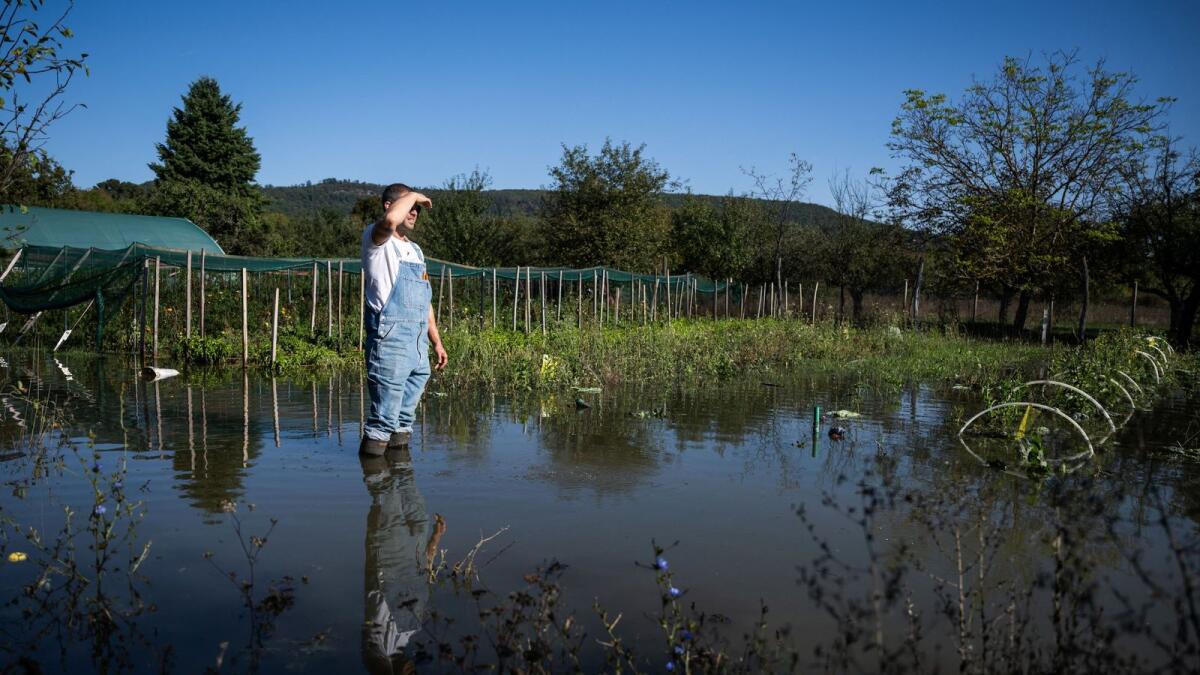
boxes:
[363,254,432,442]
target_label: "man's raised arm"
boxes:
[371,192,432,245]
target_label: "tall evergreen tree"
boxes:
[146,77,268,254]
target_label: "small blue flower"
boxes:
[112,481,123,491]
[93,504,107,516]
[674,645,684,655]
[669,586,681,598]
[665,662,675,672]
[681,629,693,642]
[654,556,668,571]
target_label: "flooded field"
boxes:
[1,353,1198,672]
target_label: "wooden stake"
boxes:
[811,282,819,325]
[436,267,445,323]
[577,273,583,329]
[326,260,332,337]
[1130,280,1138,327]
[185,250,193,338]
[665,269,671,323]
[272,287,280,364]
[492,268,498,329]
[337,261,344,343]
[358,272,364,350]
[448,269,455,332]
[525,266,532,333]
[903,279,909,316]
[651,278,659,322]
[540,271,546,334]
[797,282,803,318]
[512,266,520,331]
[241,268,249,367]
[152,256,161,362]
[310,262,318,333]
[557,270,563,323]
[200,250,207,338]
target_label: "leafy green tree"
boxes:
[671,193,754,283]
[0,143,71,206]
[145,77,265,254]
[416,169,514,266]
[1114,137,1200,346]
[539,140,673,270]
[0,0,87,203]
[888,52,1167,331]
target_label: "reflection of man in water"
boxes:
[361,448,429,673]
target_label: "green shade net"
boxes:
[0,242,730,319]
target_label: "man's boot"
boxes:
[388,429,412,449]
[359,436,388,457]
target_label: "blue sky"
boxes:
[43,0,1200,206]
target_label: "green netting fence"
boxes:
[0,243,775,353]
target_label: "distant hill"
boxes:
[262,178,843,224]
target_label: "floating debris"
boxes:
[829,410,861,419]
[7,551,27,563]
[573,386,602,394]
[140,367,180,382]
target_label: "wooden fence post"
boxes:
[241,268,249,367]
[326,260,333,337]
[972,281,979,323]
[310,262,318,333]
[665,269,672,323]
[811,282,819,325]
[540,271,546,334]
[512,266,520,332]
[337,261,344,344]
[577,273,583,329]
[152,256,161,362]
[272,287,280,364]
[557,270,563,323]
[185,250,193,338]
[652,278,659,322]
[525,266,532,333]
[1130,280,1138,327]
[492,268,498,329]
[199,250,207,339]
[358,272,364,350]
[436,267,445,323]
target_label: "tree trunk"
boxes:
[850,288,865,323]
[1170,291,1199,348]
[1012,289,1033,333]
[997,286,1015,325]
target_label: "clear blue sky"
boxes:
[44,0,1200,207]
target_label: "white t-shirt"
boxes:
[361,225,425,313]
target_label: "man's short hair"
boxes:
[381,183,412,208]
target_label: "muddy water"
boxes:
[1,354,1197,672]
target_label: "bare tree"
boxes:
[827,167,906,321]
[0,0,87,202]
[742,153,812,289]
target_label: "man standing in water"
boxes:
[360,183,448,456]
